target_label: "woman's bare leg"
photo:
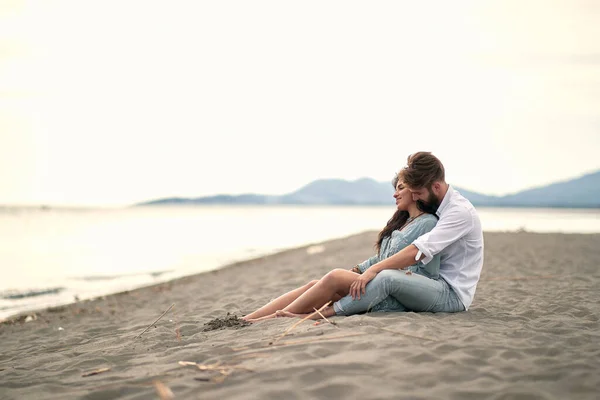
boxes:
[246,293,343,323]
[281,269,358,315]
[243,280,319,321]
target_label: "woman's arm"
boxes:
[352,254,379,274]
[348,217,437,299]
[348,246,423,299]
[371,216,437,272]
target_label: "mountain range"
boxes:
[137,170,600,208]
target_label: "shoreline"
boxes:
[2,228,599,325]
[0,231,376,325]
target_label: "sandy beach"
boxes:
[1,231,599,399]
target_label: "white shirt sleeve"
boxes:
[413,207,474,265]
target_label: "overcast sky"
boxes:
[1,0,599,206]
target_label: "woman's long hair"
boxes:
[375,175,439,254]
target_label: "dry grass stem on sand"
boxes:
[312,307,338,327]
[81,367,111,377]
[272,301,332,344]
[178,361,253,383]
[153,380,174,400]
[135,303,175,339]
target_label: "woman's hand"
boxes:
[349,268,378,300]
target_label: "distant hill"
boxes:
[141,194,278,205]
[280,178,395,205]
[491,170,600,208]
[137,170,600,208]
[138,178,394,206]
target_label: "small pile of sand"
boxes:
[202,312,250,332]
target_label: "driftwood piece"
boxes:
[81,367,111,377]
[153,380,174,400]
[178,360,252,383]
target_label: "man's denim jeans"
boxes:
[333,269,465,315]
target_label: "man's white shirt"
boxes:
[412,186,484,310]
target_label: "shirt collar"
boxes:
[436,185,454,216]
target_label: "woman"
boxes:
[242,174,442,322]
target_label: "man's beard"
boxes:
[416,191,441,214]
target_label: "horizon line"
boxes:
[1,167,598,208]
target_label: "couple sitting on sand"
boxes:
[243,152,484,322]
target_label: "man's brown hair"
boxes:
[399,152,445,189]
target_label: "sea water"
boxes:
[1,205,599,320]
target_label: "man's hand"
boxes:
[349,268,377,300]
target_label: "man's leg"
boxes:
[333,270,451,315]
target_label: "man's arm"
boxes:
[368,216,439,273]
[369,245,421,273]
[370,209,472,273]
[348,245,422,299]
[412,207,473,264]
[349,207,473,299]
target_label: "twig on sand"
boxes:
[483,275,558,282]
[178,361,252,383]
[312,306,338,327]
[272,302,332,344]
[81,367,111,377]
[153,380,174,400]
[135,303,175,339]
[379,327,437,342]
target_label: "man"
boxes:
[333,151,484,315]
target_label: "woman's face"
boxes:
[393,180,414,211]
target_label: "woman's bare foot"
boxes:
[275,310,322,320]
[246,306,335,322]
[243,312,279,323]
[244,310,302,323]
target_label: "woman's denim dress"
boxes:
[355,214,441,313]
